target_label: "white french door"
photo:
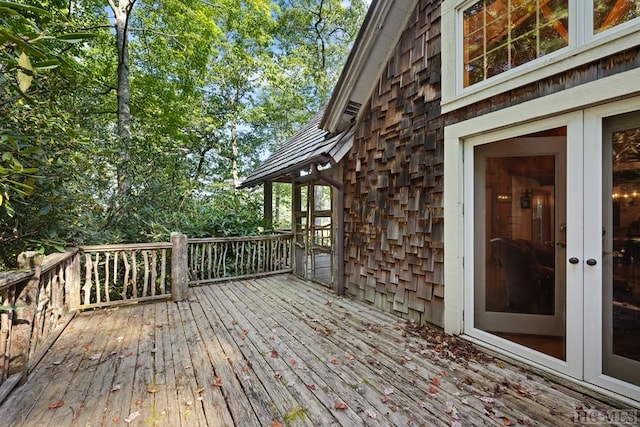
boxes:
[584,102,640,402]
[465,102,640,402]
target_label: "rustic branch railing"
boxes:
[79,243,173,310]
[188,233,293,285]
[0,249,79,402]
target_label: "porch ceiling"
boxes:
[240,110,353,189]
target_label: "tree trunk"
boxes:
[108,0,135,197]
[231,120,239,190]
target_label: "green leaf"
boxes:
[33,59,60,71]
[17,52,34,92]
[0,2,51,17]
[39,202,51,215]
[57,33,97,43]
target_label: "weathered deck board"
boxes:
[0,275,627,426]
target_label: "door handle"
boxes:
[586,258,597,266]
[569,257,580,264]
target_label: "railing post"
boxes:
[171,232,188,301]
[14,252,43,384]
[66,250,81,311]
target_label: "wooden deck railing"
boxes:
[188,233,294,285]
[78,242,173,309]
[0,232,293,401]
[0,250,79,401]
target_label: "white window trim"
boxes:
[441,0,640,114]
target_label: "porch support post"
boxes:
[310,164,346,297]
[264,181,273,229]
[171,232,188,301]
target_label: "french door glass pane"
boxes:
[475,128,566,360]
[604,113,640,385]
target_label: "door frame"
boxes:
[461,111,584,378]
[583,99,640,402]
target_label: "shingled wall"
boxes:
[343,0,444,326]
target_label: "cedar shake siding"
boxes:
[343,0,445,326]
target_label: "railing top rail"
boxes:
[0,249,79,291]
[0,270,34,291]
[80,242,173,252]
[188,233,294,244]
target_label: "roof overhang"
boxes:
[239,113,354,189]
[320,0,419,133]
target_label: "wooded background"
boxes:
[0,0,367,268]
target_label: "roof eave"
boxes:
[320,0,418,134]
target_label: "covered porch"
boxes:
[0,275,621,426]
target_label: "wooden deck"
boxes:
[0,275,624,426]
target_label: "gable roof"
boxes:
[320,0,418,133]
[240,110,353,188]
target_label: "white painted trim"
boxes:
[441,0,640,113]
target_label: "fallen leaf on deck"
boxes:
[111,384,122,392]
[346,354,355,360]
[330,359,340,365]
[503,418,516,426]
[383,387,394,395]
[478,396,494,404]
[112,416,122,423]
[270,350,279,358]
[306,384,316,391]
[243,329,250,335]
[274,372,282,379]
[146,385,159,393]
[325,300,332,306]
[134,398,143,405]
[406,420,414,426]
[48,401,64,409]
[334,401,348,410]
[213,377,222,387]
[365,408,377,419]
[290,359,297,366]
[431,377,441,386]
[380,395,390,404]
[242,364,250,372]
[429,386,438,393]
[124,411,140,423]
[271,422,283,427]
[232,320,238,325]
[89,353,101,360]
[196,387,205,395]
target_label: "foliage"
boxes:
[0,0,368,269]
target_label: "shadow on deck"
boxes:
[0,275,622,426]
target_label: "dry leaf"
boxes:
[48,401,64,410]
[196,387,205,395]
[406,420,414,426]
[147,385,160,393]
[306,384,316,391]
[380,395,390,404]
[503,418,516,426]
[232,320,238,325]
[242,364,250,373]
[271,421,284,427]
[134,398,143,405]
[330,359,340,365]
[274,372,282,379]
[290,359,297,366]
[428,386,438,393]
[270,350,279,358]
[111,384,122,392]
[334,401,348,410]
[124,411,140,423]
[243,329,250,335]
[365,408,377,419]
[346,354,355,360]
[383,387,394,396]
[213,377,222,387]
[431,377,441,386]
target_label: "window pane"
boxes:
[594,0,640,34]
[462,0,569,87]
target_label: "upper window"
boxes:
[463,0,569,87]
[593,0,640,34]
[461,0,640,88]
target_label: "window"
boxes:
[594,0,640,34]
[463,0,569,87]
